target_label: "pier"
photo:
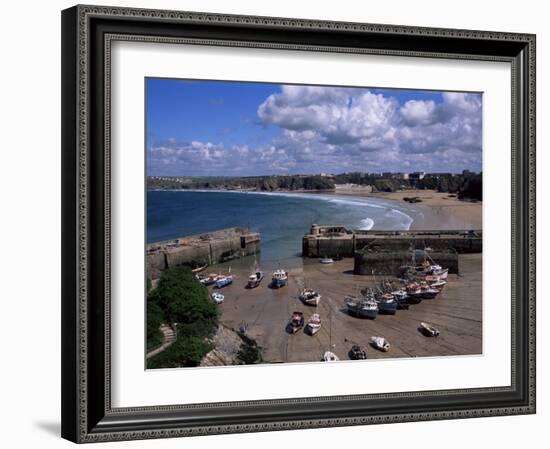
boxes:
[147,227,261,279]
[302,225,482,258]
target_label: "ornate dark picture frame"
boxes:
[61,4,536,443]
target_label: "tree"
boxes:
[154,266,218,338]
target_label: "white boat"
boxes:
[211,292,224,304]
[418,260,448,279]
[391,288,408,301]
[420,322,440,337]
[299,288,321,306]
[370,336,391,352]
[198,273,220,286]
[247,270,264,289]
[305,313,322,335]
[323,351,339,362]
[271,268,288,288]
[425,275,447,289]
[319,257,334,264]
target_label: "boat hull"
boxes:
[305,325,321,335]
[406,295,423,304]
[420,290,440,299]
[300,296,320,306]
[271,279,288,288]
[215,278,233,288]
[347,308,378,319]
[378,302,398,315]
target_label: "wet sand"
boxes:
[209,253,482,363]
[334,187,482,230]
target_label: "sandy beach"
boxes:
[334,186,482,230]
[209,253,482,363]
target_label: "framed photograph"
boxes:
[61,4,536,443]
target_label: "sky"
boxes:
[146,78,482,177]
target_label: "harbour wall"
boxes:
[353,249,459,275]
[147,227,261,279]
[302,225,482,258]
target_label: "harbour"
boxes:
[146,190,483,366]
[201,252,482,363]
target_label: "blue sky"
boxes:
[146,78,482,176]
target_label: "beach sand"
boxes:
[210,253,482,364]
[334,187,482,230]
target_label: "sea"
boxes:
[147,190,428,263]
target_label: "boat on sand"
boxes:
[305,313,322,335]
[419,322,440,337]
[370,336,391,352]
[299,288,321,306]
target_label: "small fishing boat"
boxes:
[405,283,424,304]
[420,322,440,337]
[323,351,340,362]
[418,282,441,299]
[348,344,367,360]
[247,270,264,289]
[198,273,220,286]
[376,293,398,315]
[191,263,208,274]
[417,260,449,279]
[390,288,409,309]
[287,311,305,334]
[214,275,234,289]
[345,295,378,319]
[370,336,391,352]
[271,268,288,288]
[425,275,447,289]
[299,288,321,306]
[319,257,334,264]
[211,292,224,304]
[305,313,322,335]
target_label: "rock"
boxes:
[199,325,243,367]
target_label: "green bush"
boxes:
[146,266,219,368]
[155,266,218,338]
[147,335,213,369]
[146,298,165,351]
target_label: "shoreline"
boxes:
[148,187,482,232]
[339,188,482,230]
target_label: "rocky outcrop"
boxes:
[200,325,243,367]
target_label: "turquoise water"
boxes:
[147,190,423,262]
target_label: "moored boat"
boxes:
[299,288,321,306]
[405,283,424,304]
[345,295,379,319]
[376,292,398,315]
[305,313,322,335]
[319,257,334,264]
[418,281,441,299]
[247,270,264,289]
[348,344,367,360]
[287,311,304,334]
[425,275,447,289]
[191,263,208,274]
[198,273,220,286]
[214,275,234,289]
[420,321,440,337]
[271,268,288,288]
[211,292,224,304]
[323,351,339,362]
[370,336,391,352]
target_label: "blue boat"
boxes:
[271,268,288,288]
[345,295,378,319]
[376,293,398,315]
[215,275,234,289]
